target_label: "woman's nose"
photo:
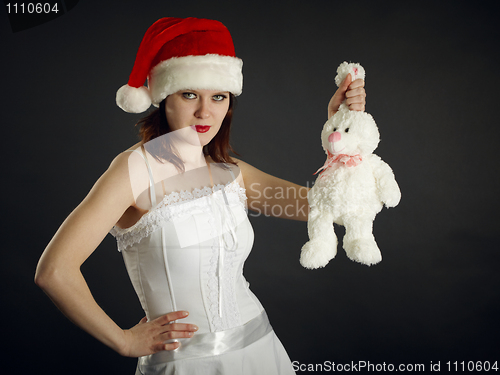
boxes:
[195,101,210,119]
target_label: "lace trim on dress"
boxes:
[222,246,241,329]
[206,194,242,332]
[110,181,247,252]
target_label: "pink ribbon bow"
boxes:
[314,151,363,177]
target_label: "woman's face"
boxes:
[165,89,230,146]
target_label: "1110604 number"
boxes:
[6,3,59,14]
[447,361,498,372]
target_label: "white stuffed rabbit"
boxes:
[300,62,401,269]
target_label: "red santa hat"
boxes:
[116,17,243,113]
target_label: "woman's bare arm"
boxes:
[35,152,197,356]
[235,159,310,221]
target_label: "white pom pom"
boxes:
[116,84,152,113]
[335,62,365,87]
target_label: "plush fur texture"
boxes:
[116,85,152,113]
[300,62,401,269]
[116,54,243,113]
[149,54,243,106]
[335,61,365,86]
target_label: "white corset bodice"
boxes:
[110,180,264,334]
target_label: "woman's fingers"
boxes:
[163,341,181,351]
[327,76,366,118]
[345,86,365,99]
[151,340,181,353]
[160,328,196,341]
[153,312,199,342]
[158,322,199,342]
[347,78,365,90]
[122,311,198,356]
[157,310,189,325]
[346,102,365,111]
[341,73,353,92]
[162,322,199,332]
[345,79,366,111]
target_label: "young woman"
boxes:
[35,17,366,374]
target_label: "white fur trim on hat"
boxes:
[116,85,152,113]
[148,54,243,106]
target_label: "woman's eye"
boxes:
[182,92,197,99]
[212,94,227,101]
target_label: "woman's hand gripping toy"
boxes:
[300,62,401,269]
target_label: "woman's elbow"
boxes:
[34,261,64,293]
[34,263,53,291]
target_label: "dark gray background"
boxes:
[2,0,499,373]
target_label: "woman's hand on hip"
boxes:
[328,73,366,118]
[120,311,198,357]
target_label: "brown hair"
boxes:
[136,95,238,172]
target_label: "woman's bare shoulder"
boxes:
[230,157,252,171]
[107,142,144,173]
[89,143,149,203]
[230,157,268,178]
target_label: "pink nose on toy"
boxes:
[328,132,341,143]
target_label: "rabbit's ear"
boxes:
[335,62,365,87]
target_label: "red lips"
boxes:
[192,125,211,133]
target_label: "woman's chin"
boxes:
[197,133,217,147]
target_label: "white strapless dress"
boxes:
[110,157,295,375]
